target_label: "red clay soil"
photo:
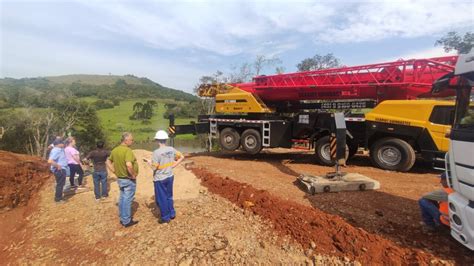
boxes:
[192,167,436,265]
[189,151,473,263]
[0,150,50,210]
[0,150,51,262]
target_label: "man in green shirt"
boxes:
[107,132,139,227]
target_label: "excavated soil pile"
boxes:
[192,167,435,265]
[0,150,50,210]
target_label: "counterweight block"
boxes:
[297,173,380,194]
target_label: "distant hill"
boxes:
[0,74,197,108]
[45,74,158,86]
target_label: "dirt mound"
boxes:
[0,150,50,210]
[192,167,435,265]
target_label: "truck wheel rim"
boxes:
[378,145,401,166]
[244,136,257,149]
[321,143,331,161]
[224,135,234,144]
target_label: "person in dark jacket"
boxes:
[85,141,111,201]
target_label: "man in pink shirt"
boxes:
[65,137,84,188]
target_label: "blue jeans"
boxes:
[93,171,108,199]
[68,164,84,186]
[53,169,66,202]
[419,198,441,227]
[117,179,136,225]
[154,176,175,222]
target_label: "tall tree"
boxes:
[229,63,253,83]
[0,101,104,158]
[229,55,282,82]
[146,100,157,107]
[297,53,341,72]
[132,102,144,119]
[253,55,282,76]
[435,31,474,54]
[141,103,153,119]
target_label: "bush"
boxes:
[112,99,120,106]
[137,127,155,133]
[163,101,204,119]
[93,99,114,110]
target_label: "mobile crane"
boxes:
[432,49,474,250]
[171,56,458,172]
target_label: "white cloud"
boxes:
[371,46,457,65]
[316,0,473,43]
[1,29,207,92]
[3,0,472,57]
[78,0,473,52]
[79,1,335,56]
[387,47,457,62]
[1,0,473,89]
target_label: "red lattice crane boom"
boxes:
[230,56,458,103]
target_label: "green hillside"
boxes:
[97,98,195,143]
[0,74,201,153]
[0,74,197,108]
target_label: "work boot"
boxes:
[159,219,170,224]
[122,220,139,228]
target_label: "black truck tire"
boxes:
[219,127,240,151]
[370,137,416,172]
[314,135,349,166]
[241,129,262,155]
[348,142,359,160]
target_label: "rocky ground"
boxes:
[1,148,472,264]
[0,150,341,264]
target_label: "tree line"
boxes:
[0,100,104,157]
[0,76,197,157]
[0,77,196,109]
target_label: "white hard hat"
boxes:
[154,130,169,140]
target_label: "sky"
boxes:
[1,0,472,93]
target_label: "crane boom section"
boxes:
[248,56,457,102]
[198,56,458,113]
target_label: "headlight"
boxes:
[453,214,462,226]
[449,202,456,212]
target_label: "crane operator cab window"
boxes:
[454,88,474,129]
[429,106,455,125]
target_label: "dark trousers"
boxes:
[92,171,108,199]
[53,169,66,201]
[68,164,84,186]
[419,198,441,227]
[153,176,175,222]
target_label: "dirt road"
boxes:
[189,149,473,264]
[1,148,472,264]
[0,150,340,264]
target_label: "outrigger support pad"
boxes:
[297,173,380,194]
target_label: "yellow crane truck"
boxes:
[171,56,460,172]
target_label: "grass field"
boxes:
[96,98,195,142]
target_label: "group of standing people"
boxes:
[47,130,183,228]
[48,137,110,203]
